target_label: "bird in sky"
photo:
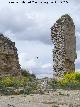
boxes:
[36,57,39,59]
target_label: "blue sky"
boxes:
[0,0,80,78]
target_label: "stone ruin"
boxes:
[51,14,77,77]
[0,34,21,77]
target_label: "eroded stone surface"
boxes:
[51,14,77,77]
[0,34,21,76]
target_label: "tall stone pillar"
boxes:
[51,14,77,77]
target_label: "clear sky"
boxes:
[0,0,80,78]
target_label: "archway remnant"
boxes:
[51,14,77,77]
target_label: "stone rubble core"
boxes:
[51,14,77,77]
[0,34,21,77]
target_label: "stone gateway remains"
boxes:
[0,34,21,77]
[51,14,77,77]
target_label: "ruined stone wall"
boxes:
[0,34,21,77]
[51,14,77,77]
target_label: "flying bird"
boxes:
[37,57,39,59]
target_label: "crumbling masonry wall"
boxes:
[0,34,21,77]
[51,14,77,77]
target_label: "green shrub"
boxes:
[58,72,80,89]
[1,76,14,87]
[49,72,80,90]
[48,79,58,89]
[0,74,37,95]
[75,73,80,81]
[21,69,30,77]
[21,69,36,80]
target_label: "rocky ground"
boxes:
[0,89,80,107]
